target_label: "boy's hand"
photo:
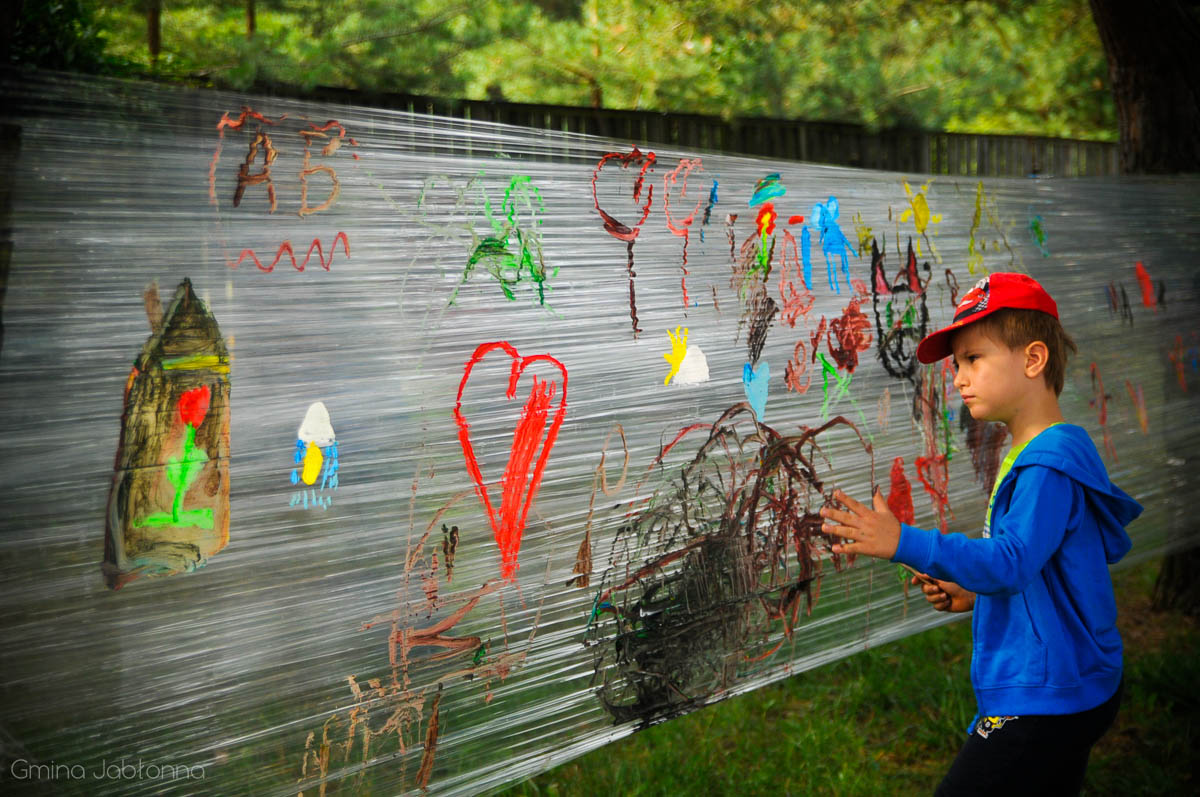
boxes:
[913,575,976,613]
[821,488,901,560]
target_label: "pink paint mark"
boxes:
[1135,261,1156,309]
[663,158,705,310]
[887,457,915,525]
[227,232,349,272]
[454,342,568,581]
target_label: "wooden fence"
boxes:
[258,83,1119,178]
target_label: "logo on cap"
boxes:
[954,277,990,323]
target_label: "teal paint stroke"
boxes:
[743,360,771,420]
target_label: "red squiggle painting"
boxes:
[455,342,568,581]
[663,158,705,311]
[226,232,350,272]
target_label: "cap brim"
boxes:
[916,316,976,364]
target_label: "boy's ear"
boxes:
[1023,340,1049,380]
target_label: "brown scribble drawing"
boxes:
[823,296,874,373]
[234,129,279,211]
[570,424,629,589]
[298,128,342,217]
[784,339,812,394]
[730,233,759,295]
[877,387,892,432]
[297,472,556,793]
[960,406,1006,495]
[1090,362,1117,461]
[211,108,356,215]
[416,687,443,789]
[587,404,873,728]
[914,360,956,533]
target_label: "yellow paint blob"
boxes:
[301,441,323,485]
[662,326,689,385]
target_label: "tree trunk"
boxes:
[247,0,256,39]
[1152,548,1200,617]
[1091,1,1200,612]
[146,0,162,66]
[1089,0,1200,173]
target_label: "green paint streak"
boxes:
[135,422,211,530]
[814,353,876,444]
[135,508,215,530]
[454,175,554,307]
[818,353,853,419]
[886,300,894,329]
[903,303,916,329]
[967,181,985,274]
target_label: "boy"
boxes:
[819,273,1142,795]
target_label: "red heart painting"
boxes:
[454,342,568,581]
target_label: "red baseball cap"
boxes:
[916,272,1059,364]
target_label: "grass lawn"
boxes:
[496,558,1199,795]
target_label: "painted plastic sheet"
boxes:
[0,71,1197,795]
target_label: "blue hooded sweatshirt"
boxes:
[891,424,1142,718]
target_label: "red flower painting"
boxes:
[178,385,211,429]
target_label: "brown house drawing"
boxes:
[102,279,231,590]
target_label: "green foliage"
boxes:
[15,1,1115,140]
[8,0,135,74]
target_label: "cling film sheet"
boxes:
[0,71,1197,795]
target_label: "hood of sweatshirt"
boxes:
[1007,423,1141,563]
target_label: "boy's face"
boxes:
[950,323,1033,425]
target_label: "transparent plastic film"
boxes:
[0,71,1197,796]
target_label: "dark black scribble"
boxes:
[745,289,778,366]
[1157,280,1167,309]
[1107,281,1133,326]
[726,213,738,261]
[441,524,459,581]
[870,237,931,386]
[587,404,873,728]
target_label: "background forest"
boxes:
[9,0,1115,141]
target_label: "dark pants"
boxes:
[935,680,1123,797]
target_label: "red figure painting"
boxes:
[455,342,568,580]
[887,457,916,525]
